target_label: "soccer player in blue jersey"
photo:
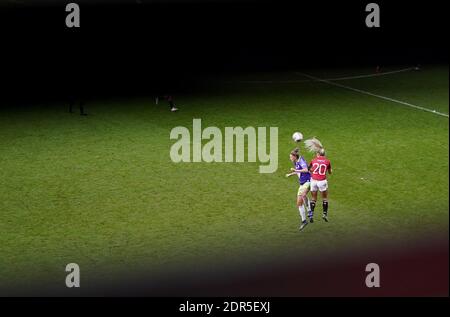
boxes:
[286,148,312,231]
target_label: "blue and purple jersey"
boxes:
[294,156,311,185]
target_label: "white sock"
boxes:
[304,196,310,211]
[298,205,306,222]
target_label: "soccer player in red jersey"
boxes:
[305,138,332,222]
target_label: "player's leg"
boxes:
[321,191,328,221]
[309,180,318,220]
[297,188,308,231]
[319,180,329,221]
[304,194,311,220]
[302,182,313,223]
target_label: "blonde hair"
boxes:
[304,137,325,155]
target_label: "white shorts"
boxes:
[310,179,328,192]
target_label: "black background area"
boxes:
[0,0,447,103]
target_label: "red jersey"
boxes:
[309,156,332,181]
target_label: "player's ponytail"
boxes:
[304,137,324,154]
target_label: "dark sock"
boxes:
[323,201,328,215]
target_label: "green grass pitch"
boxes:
[0,65,448,288]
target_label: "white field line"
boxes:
[297,72,449,118]
[324,67,415,81]
[233,67,415,84]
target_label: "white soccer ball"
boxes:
[292,132,303,142]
